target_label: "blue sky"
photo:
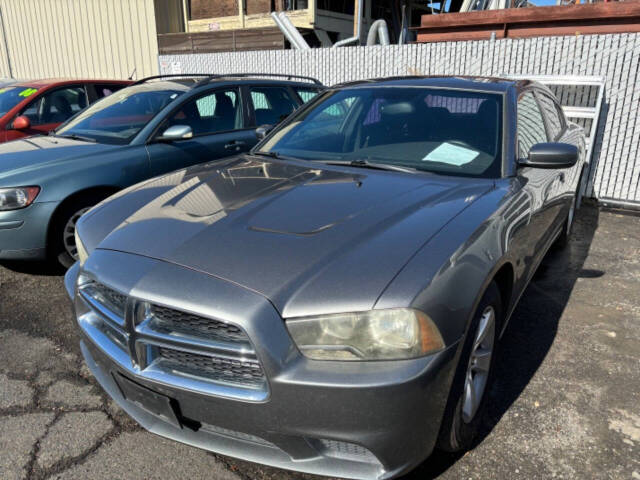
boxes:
[530,0,559,6]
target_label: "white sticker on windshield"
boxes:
[170,93,178,99]
[423,142,479,166]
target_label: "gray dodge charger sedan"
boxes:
[65,76,586,479]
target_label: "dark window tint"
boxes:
[536,92,564,141]
[250,86,298,126]
[295,88,320,103]
[94,83,127,99]
[22,86,87,126]
[167,88,242,135]
[517,92,548,159]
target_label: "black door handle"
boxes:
[225,140,246,150]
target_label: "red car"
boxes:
[0,78,131,143]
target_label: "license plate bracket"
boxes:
[113,372,182,429]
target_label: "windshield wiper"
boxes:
[54,133,97,143]
[252,150,280,159]
[319,159,417,173]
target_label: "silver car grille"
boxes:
[157,347,265,387]
[148,305,247,343]
[78,279,268,401]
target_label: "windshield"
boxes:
[0,86,38,117]
[56,85,184,145]
[259,87,504,178]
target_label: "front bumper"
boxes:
[65,253,459,480]
[0,201,58,260]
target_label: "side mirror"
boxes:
[12,115,30,130]
[519,142,578,169]
[157,125,193,142]
[255,124,273,140]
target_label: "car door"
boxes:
[515,90,560,264]
[6,85,88,141]
[146,86,255,176]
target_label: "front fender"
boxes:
[375,182,520,346]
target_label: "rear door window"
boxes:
[249,86,298,126]
[93,83,127,99]
[517,92,548,159]
[535,92,565,141]
[295,88,320,103]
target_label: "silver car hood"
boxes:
[80,156,493,317]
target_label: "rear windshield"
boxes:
[0,86,38,117]
[259,87,504,178]
[55,85,183,145]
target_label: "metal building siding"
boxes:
[0,0,159,79]
[160,33,640,204]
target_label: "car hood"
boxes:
[80,155,494,317]
[0,135,119,180]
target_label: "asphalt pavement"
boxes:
[1,204,639,480]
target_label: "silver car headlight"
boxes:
[0,186,40,211]
[286,308,444,361]
[75,229,89,266]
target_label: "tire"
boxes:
[437,281,502,452]
[49,197,99,268]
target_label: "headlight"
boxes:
[0,186,40,211]
[75,229,89,266]
[286,308,444,361]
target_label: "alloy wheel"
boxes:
[62,207,92,260]
[462,306,496,424]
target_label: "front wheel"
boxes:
[50,199,98,268]
[437,282,502,452]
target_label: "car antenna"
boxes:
[128,68,137,81]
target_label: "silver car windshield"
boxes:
[56,84,184,145]
[259,87,504,178]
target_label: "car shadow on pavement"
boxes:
[0,259,65,276]
[401,205,601,479]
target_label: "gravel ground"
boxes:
[1,204,639,480]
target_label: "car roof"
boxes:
[332,75,546,95]
[12,78,130,88]
[135,74,323,91]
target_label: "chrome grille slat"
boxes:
[80,282,127,321]
[80,288,126,329]
[136,322,256,357]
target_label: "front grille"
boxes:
[149,305,247,343]
[157,348,265,387]
[78,278,267,399]
[81,281,127,320]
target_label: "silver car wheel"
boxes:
[462,306,495,424]
[62,207,92,260]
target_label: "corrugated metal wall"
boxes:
[0,0,159,80]
[159,34,640,204]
